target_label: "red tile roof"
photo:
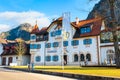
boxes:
[73,17,102,38]
[36,27,48,35]
[40,27,48,31]
[71,17,102,28]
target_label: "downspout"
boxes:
[96,36,100,65]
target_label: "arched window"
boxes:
[52,55,59,61]
[106,49,115,64]
[86,54,91,61]
[35,56,41,62]
[80,54,85,61]
[74,54,78,62]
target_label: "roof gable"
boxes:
[73,17,102,38]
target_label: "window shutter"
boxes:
[89,39,92,44]
[63,41,68,47]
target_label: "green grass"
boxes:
[10,66,120,78]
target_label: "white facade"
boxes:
[100,43,117,65]
[30,17,103,66]
[1,55,30,66]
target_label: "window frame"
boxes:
[86,53,91,61]
[53,42,59,47]
[80,26,91,34]
[45,43,51,48]
[80,54,85,61]
[52,55,59,61]
[71,40,79,46]
[31,35,36,39]
[74,54,78,62]
[83,39,92,45]
[63,41,68,47]
[45,56,51,61]
[35,56,41,62]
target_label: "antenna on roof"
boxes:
[36,20,37,25]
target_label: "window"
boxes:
[80,26,91,34]
[40,35,43,38]
[34,44,37,49]
[71,40,79,46]
[30,44,34,49]
[56,30,61,35]
[35,56,41,62]
[51,32,56,37]
[31,35,36,39]
[86,54,91,61]
[80,54,85,61]
[83,39,92,45]
[106,50,115,64]
[45,43,51,48]
[44,35,48,40]
[53,42,59,47]
[63,41,68,47]
[74,54,78,62]
[52,55,59,61]
[45,56,51,61]
[37,44,41,49]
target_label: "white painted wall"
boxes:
[1,55,30,66]
[100,43,116,65]
[30,22,101,66]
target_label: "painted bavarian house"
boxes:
[30,15,119,66]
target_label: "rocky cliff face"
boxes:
[87,0,120,26]
[0,23,33,41]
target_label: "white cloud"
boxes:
[0,11,51,33]
[0,24,11,32]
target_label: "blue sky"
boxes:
[0,0,100,32]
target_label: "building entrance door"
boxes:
[8,57,13,65]
[64,55,67,65]
[2,57,6,65]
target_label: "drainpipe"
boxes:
[96,36,100,65]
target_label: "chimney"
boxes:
[76,17,79,24]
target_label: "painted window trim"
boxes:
[83,39,92,45]
[53,42,59,47]
[63,41,68,47]
[71,40,79,46]
[45,56,51,61]
[74,54,79,62]
[80,26,91,34]
[52,55,59,61]
[35,56,41,62]
[45,43,51,48]
[31,35,36,39]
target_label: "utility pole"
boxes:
[108,0,120,68]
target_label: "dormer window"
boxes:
[80,26,91,34]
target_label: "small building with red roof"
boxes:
[0,40,30,66]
